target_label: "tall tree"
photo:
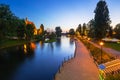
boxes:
[69,28,75,35]
[87,19,95,38]
[76,24,82,35]
[114,24,120,39]
[17,19,26,39]
[94,0,111,40]
[82,23,87,36]
[39,24,44,35]
[55,27,62,37]
[0,4,14,39]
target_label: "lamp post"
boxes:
[99,41,104,63]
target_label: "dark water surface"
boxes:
[0,36,75,80]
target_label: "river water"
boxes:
[0,36,75,80]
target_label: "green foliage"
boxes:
[87,19,95,38]
[76,24,82,35]
[69,28,75,35]
[94,0,111,40]
[40,24,44,35]
[114,24,120,39]
[0,4,26,40]
[25,24,35,40]
[55,27,62,37]
[82,23,87,36]
[104,42,120,51]
[17,20,26,39]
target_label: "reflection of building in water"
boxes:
[23,43,36,54]
[25,17,37,35]
[24,44,27,53]
[30,43,36,49]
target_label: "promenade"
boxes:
[55,40,99,80]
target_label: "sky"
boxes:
[1,0,120,32]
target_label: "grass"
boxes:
[77,37,115,65]
[0,39,37,49]
[44,38,56,43]
[104,42,120,51]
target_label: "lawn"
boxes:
[0,39,37,49]
[104,42,120,51]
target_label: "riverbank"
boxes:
[55,39,99,80]
[0,39,38,49]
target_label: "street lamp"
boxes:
[99,41,104,63]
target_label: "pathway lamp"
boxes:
[99,42,104,63]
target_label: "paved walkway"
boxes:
[55,40,99,80]
[89,41,120,58]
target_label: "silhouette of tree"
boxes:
[82,23,87,36]
[55,27,62,37]
[114,24,120,39]
[94,0,111,40]
[69,28,75,35]
[76,24,82,35]
[17,20,26,39]
[87,19,95,38]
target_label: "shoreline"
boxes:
[0,39,38,49]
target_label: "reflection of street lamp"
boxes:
[99,42,104,63]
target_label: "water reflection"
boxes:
[0,37,75,80]
[48,43,54,53]
[70,38,74,45]
[23,43,36,54]
[55,38,61,47]
[39,41,44,49]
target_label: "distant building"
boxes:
[25,17,37,35]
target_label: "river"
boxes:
[0,36,75,80]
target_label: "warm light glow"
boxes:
[88,38,90,41]
[99,42,104,46]
[24,44,27,53]
[30,43,36,49]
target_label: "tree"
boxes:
[94,0,111,40]
[0,4,14,39]
[39,24,44,35]
[82,23,87,36]
[25,24,35,40]
[107,26,113,38]
[76,24,82,35]
[114,24,120,39]
[17,19,26,39]
[55,27,62,37]
[69,28,75,35]
[87,19,95,38]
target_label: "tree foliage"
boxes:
[25,24,35,40]
[69,28,75,35]
[0,4,26,40]
[82,23,87,36]
[76,24,82,35]
[40,24,44,35]
[55,27,62,37]
[87,19,95,38]
[94,0,111,40]
[114,24,120,39]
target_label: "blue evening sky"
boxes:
[1,0,120,31]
